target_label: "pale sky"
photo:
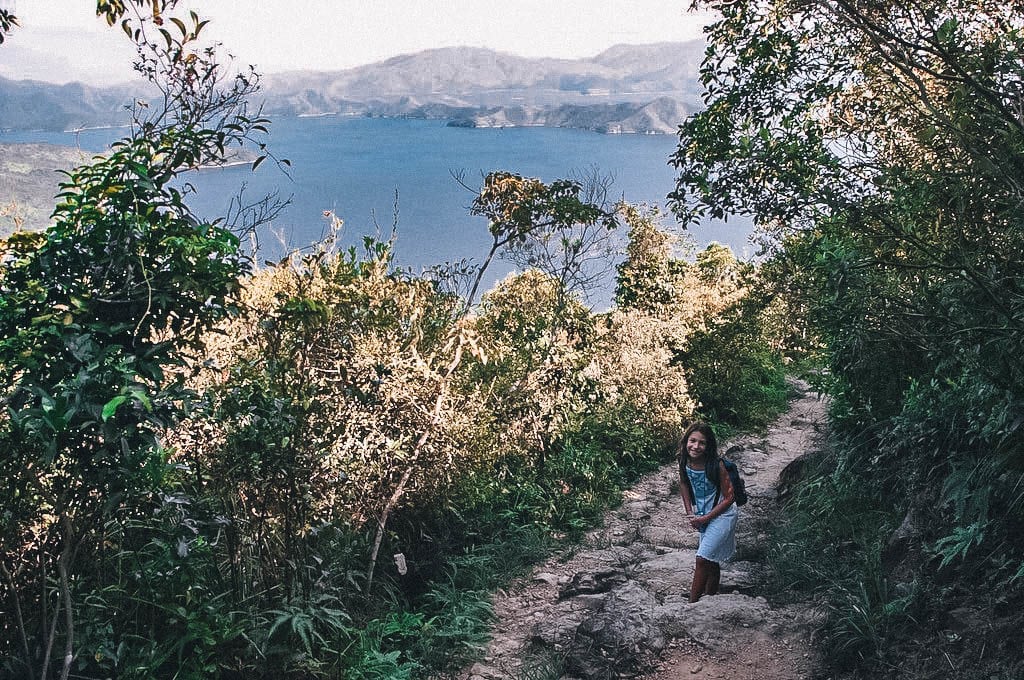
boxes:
[0,1,714,86]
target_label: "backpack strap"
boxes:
[682,457,726,508]
[707,458,724,507]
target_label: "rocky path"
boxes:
[459,379,829,680]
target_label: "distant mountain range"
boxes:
[0,78,143,132]
[0,42,705,134]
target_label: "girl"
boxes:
[678,422,737,603]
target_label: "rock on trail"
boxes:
[459,379,829,680]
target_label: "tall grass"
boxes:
[767,437,916,662]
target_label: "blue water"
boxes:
[1,116,752,305]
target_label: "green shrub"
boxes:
[823,573,918,667]
[343,611,423,679]
[412,578,494,672]
[686,336,788,429]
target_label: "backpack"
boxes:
[718,458,748,506]
[682,457,748,507]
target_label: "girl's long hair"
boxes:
[679,421,722,488]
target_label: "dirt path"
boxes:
[459,379,829,680]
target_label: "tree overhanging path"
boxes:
[460,379,828,680]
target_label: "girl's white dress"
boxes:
[685,463,738,563]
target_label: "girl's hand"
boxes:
[689,514,707,530]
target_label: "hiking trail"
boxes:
[458,378,828,680]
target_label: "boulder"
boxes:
[882,506,924,576]
[633,550,693,594]
[530,614,583,650]
[563,581,665,678]
[719,560,765,594]
[619,501,653,521]
[559,569,629,600]
[655,593,771,653]
[777,454,811,501]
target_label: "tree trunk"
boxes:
[364,341,465,593]
[0,560,34,680]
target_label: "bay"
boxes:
[1,116,751,306]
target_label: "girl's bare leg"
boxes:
[690,556,711,602]
[704,560,721,595]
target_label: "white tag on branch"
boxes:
[394,552,408,575]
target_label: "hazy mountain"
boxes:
[258,42,705,131]
[0,76,142,132]
[449,97,690,135]
[0,42,705,134]
[263,42,702,99]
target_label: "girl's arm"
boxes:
[710,460,735,517]
[679,463,694,515]
[721,461,736,504]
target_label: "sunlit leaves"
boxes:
[471,172,609,244]
[466,170,618,308]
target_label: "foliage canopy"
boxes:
[674,0,1024,674]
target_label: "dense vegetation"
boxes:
[0,3,790,679]
[674,0,1024,677]
[16,0,1018,677]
